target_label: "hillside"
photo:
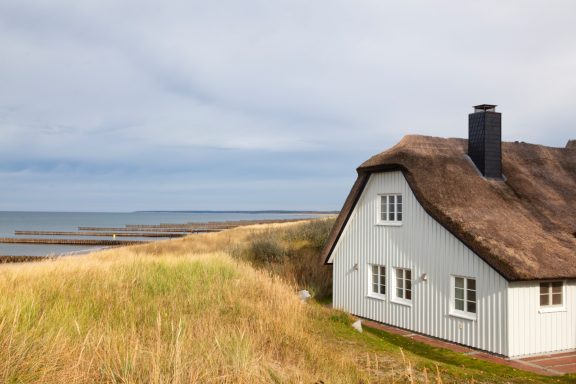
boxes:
[0,220,573,383]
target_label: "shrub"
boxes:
[235,219,336,299]
[284,218,335,251]
[247,233,286,263]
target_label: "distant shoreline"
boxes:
[0,215,333,262]
[0,210,340,214]
[134,210,339,214]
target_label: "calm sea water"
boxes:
[0,211,320,257]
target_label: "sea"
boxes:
[0,211,323,258]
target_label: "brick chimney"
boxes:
[468,104,502,179]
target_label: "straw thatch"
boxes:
[323,135,576,281]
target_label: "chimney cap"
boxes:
[474,104,497,113]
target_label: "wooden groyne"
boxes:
[0,238,148,246]
[78,227,199,233]
[124,218,303,229]
[0,255,52,264]
[77,218,306,234]
[77,227,222,233]
[125,223,239,229]
[15,231,186,238]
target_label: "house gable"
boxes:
[331,170,509,355]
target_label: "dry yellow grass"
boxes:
[0,222,558,383]
[0,223,366,383]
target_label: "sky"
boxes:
[1,1,575,212]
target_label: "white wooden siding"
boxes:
[332,171,509,356]
[508,280,576,357]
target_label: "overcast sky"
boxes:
[1,1,575,212]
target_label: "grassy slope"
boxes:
[0,221,574,383]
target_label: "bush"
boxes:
[284,218,335,251]
[235,219,335,299]
[247,233,286,263]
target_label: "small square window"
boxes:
[540,282,563,307]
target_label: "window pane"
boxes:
[552,293,562,305]
[379,284,386,295]
[467,290,476,303]
[540,283,549,295]
[397,195,402,204]
[455,277,464,289]
[406,290,412,300]
[397,212,402,221]
[406,270,411,280]
[467,301,476,314]
[552,282,562,293]
[540,294,549,306]
[396,269,404,279]
[467,279,476,291]
[455,288,464,300]
[380,266,386,277]
[455,299,464,311]
[372,265,378,275]
[396,278,403,290]
[397,288,403,298]
[406,280,412,291]
[381,197,387,221]
[372,284,378,293]
[389,195,395,206]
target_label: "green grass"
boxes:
[360,324,576,383]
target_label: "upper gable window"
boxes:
[379,194,403,224]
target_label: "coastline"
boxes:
[0,215,330,264]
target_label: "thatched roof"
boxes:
[323,135,576,281]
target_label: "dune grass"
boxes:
[0,250,362,383]
[0,220,573,383]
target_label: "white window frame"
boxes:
[392,267,412,306]
[449,275,477,321]
[367,264,386,300]
[377,193,403,226]
[538,281,566,314]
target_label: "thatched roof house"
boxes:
[324,105,576,358]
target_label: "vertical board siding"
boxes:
[508,281,576,357]
[332,171,509,356]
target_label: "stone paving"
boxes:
[362,319,576,376]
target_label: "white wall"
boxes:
[332,171,509,356]
[508,280,576,357]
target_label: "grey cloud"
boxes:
[0,0,575,210]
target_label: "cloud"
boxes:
[0,0,575,210]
